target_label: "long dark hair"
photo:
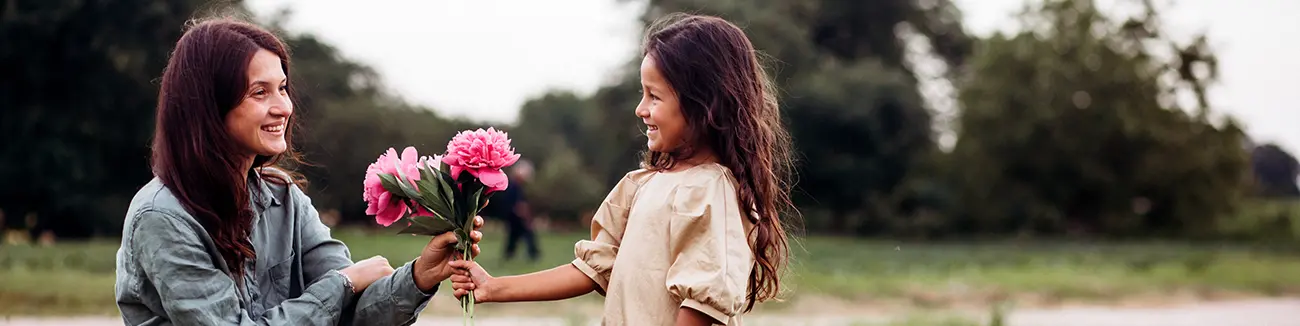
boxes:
[151,17,304,278]
[640,13,796,312]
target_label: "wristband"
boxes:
[335,269,356,294]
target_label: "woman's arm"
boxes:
[294,188,483,326]
[449,261,597,303]
[293,192,430,326]
[129,209,350,326]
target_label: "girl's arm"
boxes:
[452,170,649,303]
[676,308,716,326]
[449,261,597,302]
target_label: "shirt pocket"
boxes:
[265,253,296,304]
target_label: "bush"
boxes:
[1217,199,1300,241]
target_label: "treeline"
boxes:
[2,0,1297,241]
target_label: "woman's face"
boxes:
[227,49,292,159]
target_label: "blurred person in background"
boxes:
[483,159,541,262]
[113,17,481,325]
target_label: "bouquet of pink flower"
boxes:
[362,127,520,325]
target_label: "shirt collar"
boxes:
[247,168,282,210]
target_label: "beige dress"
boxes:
[571,163,757,325]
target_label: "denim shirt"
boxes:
[114,169,435,325]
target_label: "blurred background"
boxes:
[2,0,1299,325]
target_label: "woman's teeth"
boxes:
[262,124,284,132]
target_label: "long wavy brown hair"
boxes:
[640,13,797,312]
[151,17,305,279]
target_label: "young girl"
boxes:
[449,13,795,325]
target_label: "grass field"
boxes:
[3,225,1300,319]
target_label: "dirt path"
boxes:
[4,298,1298,326]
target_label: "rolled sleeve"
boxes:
[570,170,643,294]
[349,260,433,326]
[289,185,433,326]
[664,174,754,325]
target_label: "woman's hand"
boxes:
[339,256,395,294]
[448,260,495,303]
[412,215,485,292]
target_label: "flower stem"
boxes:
[461,241,474,326]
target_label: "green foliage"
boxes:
[1217,199,1300,241]
[948,0,1251,237]
[0,0,245,236]
[0,0,1287,242]
[7,233,1300,316]
[1249,143,1300,197]
[526,143,606,224]
[532,0,977,234]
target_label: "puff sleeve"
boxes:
[571,170,646,294]
[664,173,754,324]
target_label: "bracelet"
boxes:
[335,270,356,294]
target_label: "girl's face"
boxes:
[635,54,688,153]
[226,49,293,159]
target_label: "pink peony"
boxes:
[441,128,521,193]
[363,146,422,226]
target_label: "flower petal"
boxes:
[477,169,509,193]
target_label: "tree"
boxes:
[1250,143,1300,198]
[567,0,977,234]
[0,0,247,237]
[949,0,1251,237]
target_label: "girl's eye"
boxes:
[252,89,266,96]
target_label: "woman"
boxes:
[113,17,479,325]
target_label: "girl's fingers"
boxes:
[450,275,472,283]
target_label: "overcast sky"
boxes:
[247,0,1298,154]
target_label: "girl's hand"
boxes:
[448,260,495,303]
[339,255,395,293]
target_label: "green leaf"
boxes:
[418,166,440,193]
[397,215,458,236]
[454,228,471,250]
[417,183,455,218]
[412,166,452,217]
[377,174,411,199]
[437,177,455,204]
[422,167,454,206]
[468,186,486,224]
[477,186,490,212]
[390,160,422,199]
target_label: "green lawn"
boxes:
[3,227,1300,317]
